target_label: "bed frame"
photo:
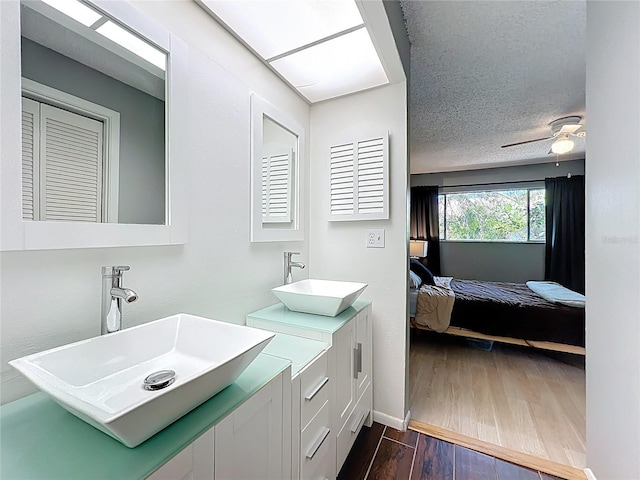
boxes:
[410,322,585,356]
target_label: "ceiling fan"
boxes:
[501,116,586,154]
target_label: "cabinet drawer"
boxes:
[336,382,371,472]
[300,400,331,480]
[300,350,329,429]
[301,441,332,480]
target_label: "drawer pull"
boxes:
[350,410,367,433]
[353,343,363,378]
[305,376,329,401]
[306,427,330,460]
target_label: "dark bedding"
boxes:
[448,279,585,347]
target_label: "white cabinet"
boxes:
[215,372,286,480]
[146,369,288,480]
[297,351,332,480]
[147,441,200,480]
[147,429,215,480]
[254,332,333,480]
[355,308,372,404]
[246,301,373,479]
[333,307,372,473]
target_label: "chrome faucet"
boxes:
[284,252,305,284]
[101,266,138,334]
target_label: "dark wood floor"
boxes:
[337,422,567,480]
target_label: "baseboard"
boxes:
[372,410,406,431]
[402,410,411,430]
[584,468,597,480]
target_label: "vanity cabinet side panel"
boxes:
[214,372,285,480]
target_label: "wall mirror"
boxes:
[1,0,188,250]
[250,93,304,242]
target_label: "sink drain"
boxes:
[143,370,176,391]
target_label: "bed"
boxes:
[409,274,586,355]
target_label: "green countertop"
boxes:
[0,354,290,480]
[260,332,329,377]
[247,299,371,334]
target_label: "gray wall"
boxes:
[21,38,165,225]
[437,241,544,282]
[411,159,585,281]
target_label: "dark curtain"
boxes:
[410,186,441,275]
[545,175,585,294]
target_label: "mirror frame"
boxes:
[250,93,304,242]
[0,0,188,250]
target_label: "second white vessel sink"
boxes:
[9,313,274,447]
[272,279,367,317]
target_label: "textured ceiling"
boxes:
[400,1,586,174]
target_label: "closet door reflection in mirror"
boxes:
[20,0,167,224]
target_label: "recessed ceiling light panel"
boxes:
[200,0,364,59]
[40,0,102,27]
[96,21,166,70]
[270,28,389,103]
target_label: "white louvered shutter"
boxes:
[329,132,388,221]
[39,104,104,222]
[330,142,355,216]
[262,151,292,223]
[21,98,40,220]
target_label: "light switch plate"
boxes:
[366,229,385,248]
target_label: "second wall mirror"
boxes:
[250,93,304,242]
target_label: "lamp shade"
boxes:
[410,240,428,257]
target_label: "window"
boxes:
[438,187,545,242]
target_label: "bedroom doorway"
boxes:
[407,171,586,471]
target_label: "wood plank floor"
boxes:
[409,332,586,469]
[337,423,568,480]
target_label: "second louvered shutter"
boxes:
[262,151,292,223]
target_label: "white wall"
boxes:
[309,82,409,428]
[0,0,311,403]
[586,2,640,478]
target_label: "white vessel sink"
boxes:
[9,313,274,447]
[272,279,367,317]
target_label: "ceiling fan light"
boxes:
[551,135,575,154]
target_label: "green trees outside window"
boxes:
[438,188,545,242]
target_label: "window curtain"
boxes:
[544,175,585,294]
[410,185,441,275]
